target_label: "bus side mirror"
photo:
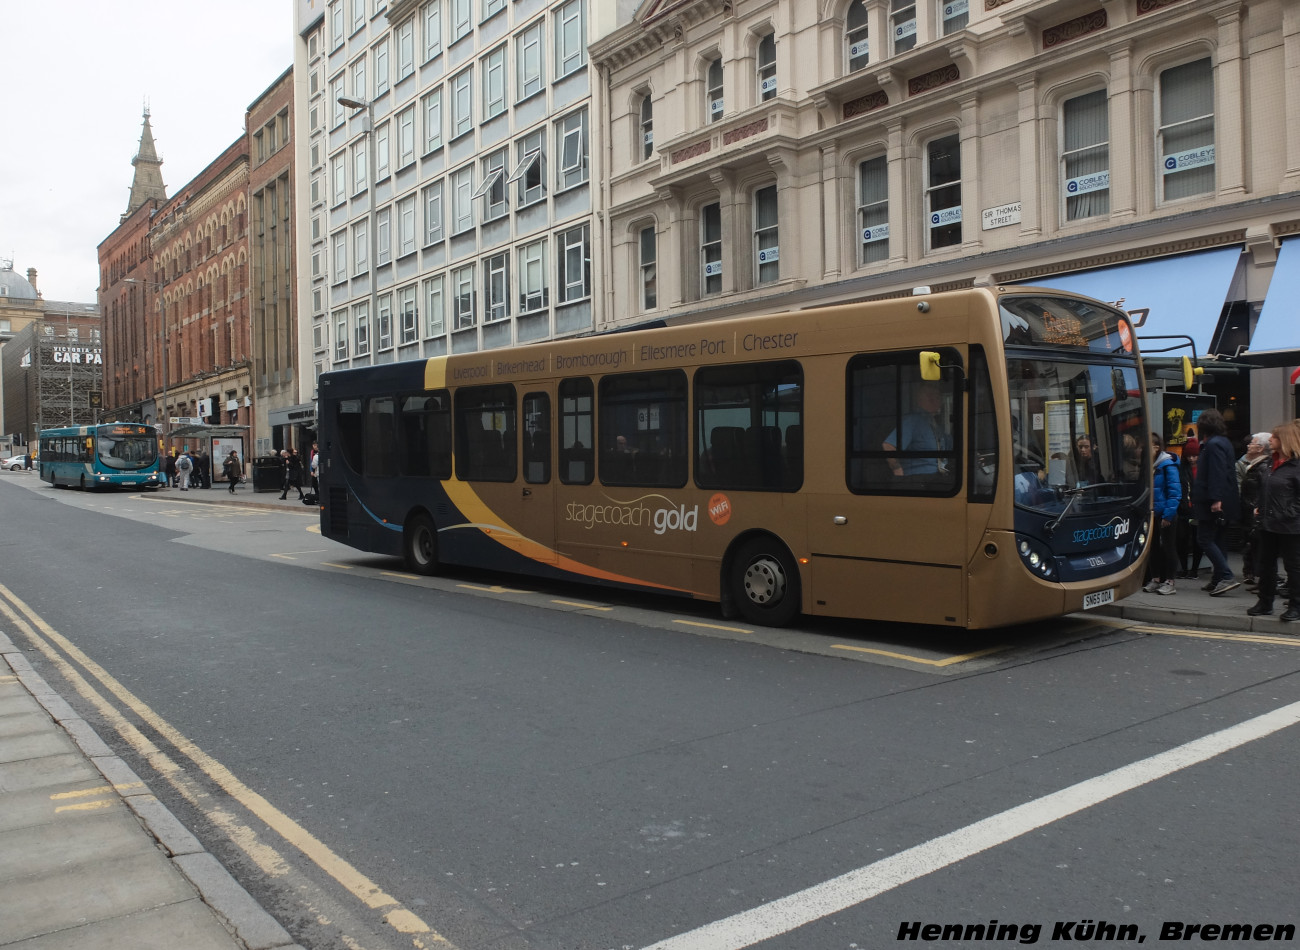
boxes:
[1181,356,1203,391]
[919,351,943,381]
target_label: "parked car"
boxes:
[3,454,30,471]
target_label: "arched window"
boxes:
[706,57,724,123]
[640,94,653,160]
[757,33,776,101]
[847,2,869,72]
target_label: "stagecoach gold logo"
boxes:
[564,495,706,536]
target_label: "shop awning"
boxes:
[1240,237,1300,367]
[1016,246,1242,356]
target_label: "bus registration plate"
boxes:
[1082,588,1114,610]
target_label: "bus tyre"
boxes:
[730,539,801,627]
[404,513,440,576]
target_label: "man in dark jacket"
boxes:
[1191,409,1241,596]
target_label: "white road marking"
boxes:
[641,699,1300,950]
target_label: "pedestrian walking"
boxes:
[175,449,194,491]
[197,449,212,489]
[222,450,243,493]
[1191,409,1241,596]
[164,451,178,488]
[280,448,304,500]
[1237,432,1272,588]
[1142,432,1181,596]
[1247,422,1300,622]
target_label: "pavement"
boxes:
[0,469,1294,948]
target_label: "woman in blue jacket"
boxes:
[1143,432,1182,595]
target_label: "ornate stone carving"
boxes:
[1137,0,1190,15]
[723,118,768,146]
[671,140,712,164]
[1043,10,1107,49]
[908,64,960,97]
[844,91,889,120]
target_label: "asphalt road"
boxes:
[2,472,1298,950]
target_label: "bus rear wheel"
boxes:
[730,538,801,627]
[403,513,440,576]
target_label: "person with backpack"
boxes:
[1143,432,1182,595]
[175,449,194,492]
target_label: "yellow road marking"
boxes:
[673,619,754,634]
[0,582,454,947]
[458,583,527,594]
[270,550,329,560]
[831,643,1008,666]
[1135,626,1300,647]
[551,599,614,611]
[382,571,420,579]
[56,800,114,813]
[321,562,354,569]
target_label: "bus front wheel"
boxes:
[729,538,801,627]
[403,513,440,576]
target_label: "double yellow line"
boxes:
[0,582,455,949]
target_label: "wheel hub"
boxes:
[743,556,786,605]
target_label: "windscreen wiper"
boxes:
[1045,482,1128,535]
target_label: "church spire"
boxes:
[124,108,167,220]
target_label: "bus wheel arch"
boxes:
[723,532,802,627]
[403,510,440,576]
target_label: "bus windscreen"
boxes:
[1000,294,1135,355]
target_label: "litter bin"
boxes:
[251,456,283,493]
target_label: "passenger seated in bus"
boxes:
[1014,467,1048,505]
[882,382,950,477]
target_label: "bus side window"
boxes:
[559,378,594,485]
[454,384,517,482]
[523,392,551,484]
[694,360,802,492]
[968,346,998,503]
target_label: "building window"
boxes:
[351,55,368,104]
[330,75,345,127]
[701,202,722,295]
[518,239,547,312]
[1159,58,1215,201]
[422,90,443,154]
[754,185,779,284]
[397,106,416,168]
[557,224,590,302]
[847,0,869,72]
[484,0,505,18]
[330,1,345,49]
[352,140,368,193]
[1062,89,1110,221]
[453,264,476,328]
[483,45,506,119]
[485,252,509,321]
[332,230,348,280]
[423,0,442,61]
[556,108,588,189]
[452,68,473,138]
[331,154,347,206]
[941,0,969,34]
[892,0,917,54]
[757,33,776,102]
[640,94,653,160]
[706,57,724,123]
[509,129,545,206]
[398,195,417,256]
[424,275,445,336]
[353,219,369,274]
[556,0,585,78]
[374,37,390,96]
[354,301,371,356]
[451,0,471,42]
[398,284,418,344]
[452,165,475,233]
[858,154,889,264]
[350,0,365,34]
[396,19,415,80]
[334,309,348,360]
[475,148,508,219]
[423,180,444,245]
[517,21,544,100]
[640,226,656,310]
[377,293,393,350]
[376,121,391,179]
[925,134,961,250]
[376,206,392,265]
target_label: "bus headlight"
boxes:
[1016,535,1058,581]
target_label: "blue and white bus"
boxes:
[38,423,164,491]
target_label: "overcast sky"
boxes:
[0,1,295,304]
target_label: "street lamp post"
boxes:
[123,278,168,442]
[338,96,377,370]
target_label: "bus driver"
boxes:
[883,381,950,478]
